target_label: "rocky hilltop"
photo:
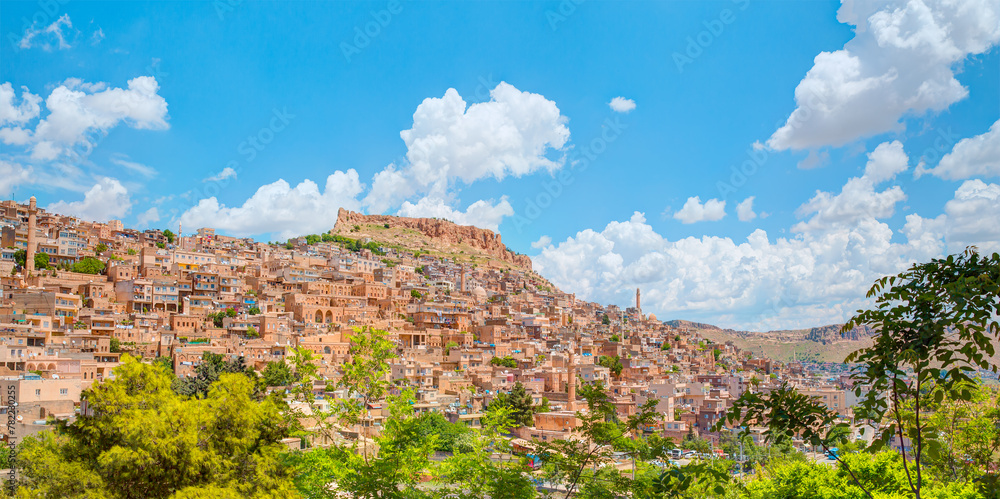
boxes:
[334,208,533,269]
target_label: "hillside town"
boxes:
[2,197,862,456]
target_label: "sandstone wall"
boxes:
[335,209,532,269]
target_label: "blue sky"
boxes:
[2,0,998,329]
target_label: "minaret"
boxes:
[25,196,37,273]
[567,351,577,411]
[636,288,641,315]
[460,264,467,293]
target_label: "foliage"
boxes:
[412,412,471,453]
[718,248,1000,499]
[609,333,621,342]
[490,355,518,368]
[434,405,537,499]
[535,381,675,498]
[247,306,261,315]
[173,352,254,399]
[410,289,422,299]
[843,248,1000,498]
[487,381,546,427]
[602,314,611,325]
[260,360,294,388]
[745,451,982,499]
[444,340,459,356]
[597,355,624,377]
[94,243,108,253]
[163,229,175,243]
[72,257,106,274]
[14,356,297,498]
[246,325,260,338]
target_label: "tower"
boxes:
[25,196,37,273]
[460,264,467,293]
[636,288,641,316]
[567,351,577,411]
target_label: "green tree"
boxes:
[602,314,611,325]
[174,352,253,399]
[15,356,297,498]
[487,381,543,427]
[435,405,537,498]
[597,355,624,378]
[163,229,175,243]
[94,243,108,253]
[71,257,106,274]
[32,252,49,270]
[718,248,1000,499]
[260,360,294,388]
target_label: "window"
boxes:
[35,389,41,396]
[60,388,68,395]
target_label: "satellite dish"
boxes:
[16,415,23,422]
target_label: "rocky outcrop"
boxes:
[805,324,875,344]
[335,208,533,269]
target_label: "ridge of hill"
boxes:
[668,320,876,363]
[333,208,533,271]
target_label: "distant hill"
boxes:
[668,320,875,363]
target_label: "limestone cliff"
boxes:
[334,208,532,269]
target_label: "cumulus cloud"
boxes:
[47,177,132,222]
[767,0,1000,150]
[179,170,364,239]
[736,197,757,222]
[531,235,553,249]
[0,160,31,197]
[364,82,569,213]
[919,119,1000,179]
[2,77,169,161]
[905,179,1000,252]
[396,196,514,232]
[536,144,999,330]
[673,196,726,224]
[792,141,909,233]
[608,97,636,113]
[137,207,160,227]
[0,83,42,125]
[19,14,74,50]
[204,167,237,182]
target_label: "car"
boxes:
[683,450,697,457]
[668,449,683,459]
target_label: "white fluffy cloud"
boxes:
[364,82,569,213]
[536,148,1000,330]
[531,235,553,249]
[736,197,757,222]
[0,83,42,125]
[179,170,364,239]
[920,119,1000,180]
[2,77,169,160]
[0,160,32,197]
[767,0,1000,150]
[47,177,132,222]
[863,140,909,184]
[396,196,514,232]
[608,97,636,113]
[137,207,160,227]
[793,141,909,233]
[19,14,74,50]
[673,197,726,224]
[204,167,237,182]
[905,179,1000,253]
